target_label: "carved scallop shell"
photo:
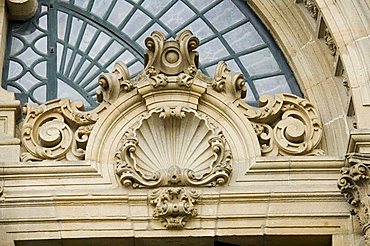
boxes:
[115,107,232,188]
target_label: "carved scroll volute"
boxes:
[213,61,247,100]
[144,30,199,76]
[236,93,323,156]
[21,99,98,161]
[96,61,133,104]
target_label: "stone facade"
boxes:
[1,0,370,245]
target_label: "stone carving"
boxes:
[21,99,98,161]
[213,61,247,99]
[149,187,200,229]
[304,0,318,19]
[20,30,325,229]
[324,28,337,56]
[97,61,133,104]
[236,93,323,156]
[115,107,232,189]
[144,30,199,76]
[338,153,370,245]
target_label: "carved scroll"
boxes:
[21,99,98,161]
[236,93,323,156]
[338,154,370,245]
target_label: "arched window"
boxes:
[2,0,302,108]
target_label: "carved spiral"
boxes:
[22,115,73,161]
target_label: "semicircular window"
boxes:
[3,0,302,108]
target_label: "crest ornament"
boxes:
[20,30,324,229]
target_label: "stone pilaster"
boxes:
[338,131,370,245]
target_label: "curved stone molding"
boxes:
[21,99,98,161]
[149,187,199,229]
[235,93,323,156]
[338,153,370,245]
[115,106,232,188]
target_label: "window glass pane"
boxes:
[160,1,195,30]
[204,0,244,31]
[3,0,301,108]
[240,48,281,76]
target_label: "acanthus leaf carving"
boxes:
[338,153,370,244]
[149,187,199,229]
[236,93,323,156]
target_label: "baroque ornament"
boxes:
[338,153,370,245]
[21,30,324,228]
[21,99,98,161]
[236,93,323,156]
[115,107,232,189]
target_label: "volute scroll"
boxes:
[20,30,325,229]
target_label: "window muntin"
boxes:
[3,0,302,108]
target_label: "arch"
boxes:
[2,0,302,108]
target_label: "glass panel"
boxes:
[122,10,150,37]
[185,18,213,41]
[3,0,301,107]
[197,38,229,64]
[10,37,24,56]
[254,75,292,95]
[142,0,172,16]
[107,0,133,26]
[240,48,281,76]
[160,1,195,30]
[17,47,41,67]
[33,61,47,78]
[34,36,47,54]
[204,0,245,31]
[33,84,47,102]
[57,79,89,104]
[92,0,114,18]
[223,23,265,53]
[7,61,23,80]
[187,0,217,11]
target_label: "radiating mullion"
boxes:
[118,0,144,30]
[131,0,178,41]
[58,9,73,74]
[47,0,58,100]
[184,1,260,101]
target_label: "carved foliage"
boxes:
[149,187,199,229]
[304,0,318,19]
[324,28,337,56]
[115,106,232,189]
[237,94,323,156]
[338,154,370,239]
[21,99,97,161]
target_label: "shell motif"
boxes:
[115,107,232,188]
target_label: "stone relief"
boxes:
[20,30,324,228]
[304,0,318,19]
[149,187,200,229]
[21,99,98,161]
[236,94,323,156]
[115,107,232,189]
[338,153,370,245]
